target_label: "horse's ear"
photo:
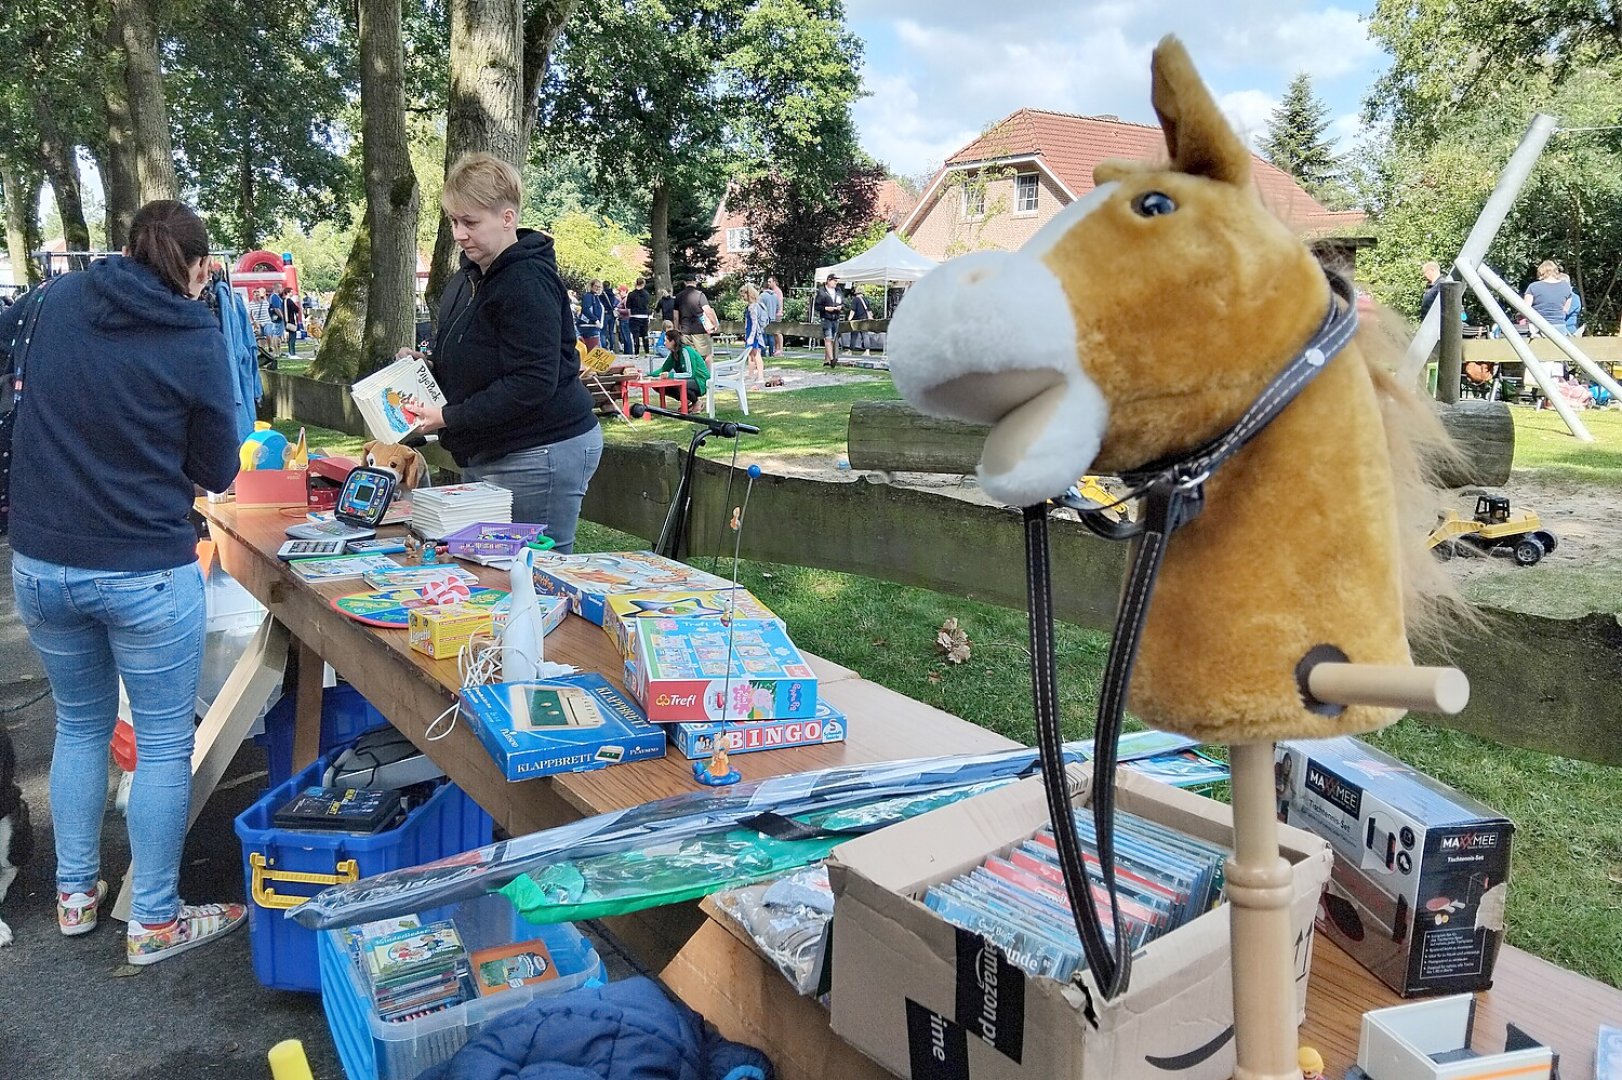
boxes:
[1150,35,1251,187]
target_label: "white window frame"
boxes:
[1015,173,1039,214]
[961,184,986,221]
[726,227,753,253]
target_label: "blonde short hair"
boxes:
[1537,259,1561,280]
[442,152,522,213]
[741,283,760,303]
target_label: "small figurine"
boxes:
[404,536,424,564]
[730,506,742,531]
[692,741,740,787]
[1299,1046,1324,1080]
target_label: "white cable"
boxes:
[426,637,578,742]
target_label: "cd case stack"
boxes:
[923,808,1229,982]
[409,483,514,541]
[351,917,471,1023]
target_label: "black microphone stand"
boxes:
[631,404,760,560]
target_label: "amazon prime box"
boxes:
[828,766,1331,1080]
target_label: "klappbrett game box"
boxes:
[459,673,666,781]
[1274,736,1512,996]
[602,588,780,660]
[623,617,817,723]
[669,698,848,760]
[529,551,734,625]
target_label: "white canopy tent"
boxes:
[814,231,937,317]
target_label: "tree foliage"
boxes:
[549,211,644,291]
[1260,73,1341,197]
[734,162,881,288]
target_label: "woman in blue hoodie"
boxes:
[4,200,245,965]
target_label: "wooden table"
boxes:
[196,499,1622,1080]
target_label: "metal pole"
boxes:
[1437,281,1464,403]
[1476,263,1622,402]
[1403,114,1560,381]
[1454,260,1592,441]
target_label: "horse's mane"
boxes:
[1354,301,1474,642]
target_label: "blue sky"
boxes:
[846,0,1388,177]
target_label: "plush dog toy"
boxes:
[361,440,428,490]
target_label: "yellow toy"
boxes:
[361,438,428,490]
[1299,1046,1325,1080]
[1428,493,1556,566]
[889,36,1469,1080]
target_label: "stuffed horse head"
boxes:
[889,37,1448,743]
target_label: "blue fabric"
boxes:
[578,291,604,335]
[213,279,261,442]
[12,552,206,924]
[1566,291,1582,335]
[1,256,239,572]
[415,976,773,1080]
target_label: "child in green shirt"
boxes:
[652,327,710,407]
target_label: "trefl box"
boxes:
[669,699,848,760]
[828,766,1332,1080]
[458,672,665,781]
[602,588,780,660]
[623,617,817,723]
[530,550,734,625]
[1274,736,1512,997]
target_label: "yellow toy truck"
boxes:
[1428,494,1557,566]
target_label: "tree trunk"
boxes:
[98,11,140,250]
[1,163,44,286]
[310,221,371,383]
[112,0,179,202]
[358,0,422,380]
[650,181,671,297]
[238,116,257,250]
[426,0,525,316]
[31,93,91,251]
[519,0,574,149]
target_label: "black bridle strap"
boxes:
[1030,270,1359,1003]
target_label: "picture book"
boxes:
[363,920,465,986]
[603,587,780,660]
[286,552,404,584]
[530,551,735,625]
[471,939,560,996]
[350,356,446,445]
[670,698,848,760]
[458,672,666,781]
[624,617,817,723]
[360,564,480,591]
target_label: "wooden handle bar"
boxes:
[1306,662,1470,715]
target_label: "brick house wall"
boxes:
[907,169,1067,263]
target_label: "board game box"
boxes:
[624,617,817,723]
[602,587,780,659]
[669,698,848,760]
[458,672,666,781]
[530,551,735,625]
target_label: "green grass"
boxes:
[1511,405,1622,487]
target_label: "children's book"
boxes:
[351,356,446,445]
[286,553,404,584]
[361,564,481,590]
[470,939,560,996]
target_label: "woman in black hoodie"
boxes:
[409,154,601,552]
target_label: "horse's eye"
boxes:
[1132,191,1177,217]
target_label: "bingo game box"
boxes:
[669,699,848,760]
[602,588,780,660]
[1275,736,1512,996]
[530,551,734,625]
[459,673,665,781]
[623,617,817,723]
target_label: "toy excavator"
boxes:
[1428,494,1557,566]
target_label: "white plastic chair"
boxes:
[706,349,750,417]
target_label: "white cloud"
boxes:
[1223,7,1380,80]
[1219,90,1280,152]
[1326,112,1364,155]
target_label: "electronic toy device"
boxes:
[286,465,398,543]
[277,538,349,561]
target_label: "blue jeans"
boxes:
[10,553,206,925]
[464,425,603,553]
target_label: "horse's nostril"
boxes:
[963,269,988,285]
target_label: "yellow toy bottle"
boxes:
[267,1039,315,1080]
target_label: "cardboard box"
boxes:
[458,673,666,781]
[530,551,735,625]
[235,469,309,508]
[623,617,817,723]
[669,699,848,760]
[829,766,1332,1080]
[602,588,780,660]
[408,603,493,660]
[1274,736,1512,997]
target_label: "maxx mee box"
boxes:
[530,551,734,625]
[1275,736,1512,996]
[829,766,1332,1080]
[623,617,817,723]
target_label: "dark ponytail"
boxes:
[128,200,210,295]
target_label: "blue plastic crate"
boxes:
[319,896,605,1080]
[233,749,493,993]
[257,683,390,788]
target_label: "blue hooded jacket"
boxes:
[212,277,262,441]
[417,977,771,1080]
[3,256,239,571]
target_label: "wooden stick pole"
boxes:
[1228,741,1302,1080]
[1306,663,1469,715]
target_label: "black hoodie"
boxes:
[434,230,596,466]
[3,256,239,572]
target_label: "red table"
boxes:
[622,376,690,417]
